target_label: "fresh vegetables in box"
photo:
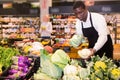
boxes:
[1,55,34,80]
[33,47,120,80]
[29,42,44,56]
[0,46,20,75]
[85,55,120,80]
[21,41,44,56]
[34,49,71,80]
[51,49,70,69]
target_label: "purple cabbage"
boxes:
[7,55,33,79]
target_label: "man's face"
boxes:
[73,7,87,21]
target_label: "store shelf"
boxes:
[50,14,76,39]
[0,15,40,39]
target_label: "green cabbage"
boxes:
[69,35,83,48]
[40,49,63,79]
[51,49,70,69]
[34,72,57,80]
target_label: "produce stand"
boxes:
[0,56,40,80]
[0,38,120,80]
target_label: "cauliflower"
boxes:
[29,42,44,51]
[78,67,90,79]
[78,48,91,59]
[63,64,78,75]
[62,74,80,80]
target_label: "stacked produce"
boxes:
[33,48,120,80]
[4,56,34,79]
[33,49,70,80]
[15,41,44,56]
[62,61,82,80]
[0,46,20,75]
[51,49,70,69]
[0,43,40,79]
[85,55,120,80]
[28,42,44,56]
[1,37,119,80]
[62,54,120,80]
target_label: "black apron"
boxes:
[81,13,113,58]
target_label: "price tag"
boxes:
[13,0,27,3]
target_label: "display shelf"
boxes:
[50,14,76,39]
[104,13,120,44]
[0,15,40,39]
[114,18,120,44]
[0,56,40,80]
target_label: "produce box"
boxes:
[113,44,120,60]
[0,56,40,80]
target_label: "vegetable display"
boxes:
[33,47,120,80]
[0,46,20,74]
[34,49,63,80]
[85,55,120,80]
[5,56,34,79]
[51,49,70,69]
[1,39,119,80]
[21,41,44,56]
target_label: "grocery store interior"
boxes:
[0,0,120,79]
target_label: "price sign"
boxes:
[13,0,27,3]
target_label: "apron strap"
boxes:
[89,13,94,27]
[81,13,94,28]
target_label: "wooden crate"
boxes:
[113,44,120,60]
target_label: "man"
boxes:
[73,1,113,59]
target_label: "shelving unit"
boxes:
[103,13,120,44]
[0,15,40,39]
[50,14,76,39]
[113,14,120,44]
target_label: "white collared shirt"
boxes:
[75,11,111,51]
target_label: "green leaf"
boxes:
[95,70,104,79]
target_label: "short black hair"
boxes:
[73,1,86,10]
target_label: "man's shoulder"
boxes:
[91,12,105,19]
[91,12,103,16]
